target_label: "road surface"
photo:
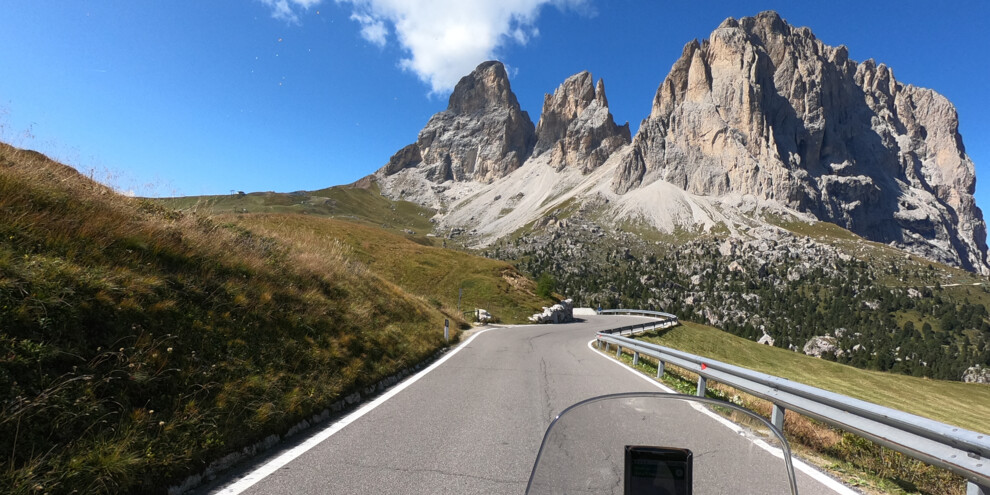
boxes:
[206,315,852,494]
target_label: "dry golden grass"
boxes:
[223,213,553,323]
[0,143,468,493]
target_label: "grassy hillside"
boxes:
[221,214,552,324]
[157,181,436,240]
[772,217,988,287]
[0,144,467,493]
[642,322,990,434]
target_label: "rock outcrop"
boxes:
[612,11,988,274]
[529,298,575,324]
[803,335,840,358]
[533,72,631,173]
[963,365,990,384]
[381,61,535,183]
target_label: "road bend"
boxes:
[206,315,850,495]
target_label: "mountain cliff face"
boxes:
[373,12,988,275]
[533,72,631,173]
[381,62,628,183]
[614,11,987,273]
[383,61,535,184]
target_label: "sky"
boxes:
[1,0,988,211]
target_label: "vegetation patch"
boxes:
[0,144,465,493]
[499,209,990,381]
[223,214,553,324]
[600,325,977,494]
[157,180,436,240]
[640,322,990,431]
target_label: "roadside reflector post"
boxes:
[696,375,707,397]
[772,404,786,432]
[657,361,665,378]
[444,319,449,343]
[632,352,639,366]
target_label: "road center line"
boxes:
[213,328,494,494]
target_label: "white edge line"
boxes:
[214,328,494,494]
[586,339,859,495]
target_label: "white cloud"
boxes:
[259,0,322,23]
[337,0,588,94]
[350,13,388,46]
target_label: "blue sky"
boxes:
[1,1,988,214]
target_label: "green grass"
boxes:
[222,214,554,324]
[641,322,990,434]
[942,283,990,307]
[0,143,467,493]
[156,180,437,240]
[544,196,581,219]
[605,342,967,495]
[616,217,709,246]
[772,216,864,242]
[771,216,988,287]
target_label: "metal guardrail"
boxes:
[598,308,679,321]
[597,319,678,336]
[595,319,990,494]
[596,309,678,335]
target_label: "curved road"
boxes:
[207,315,851,494]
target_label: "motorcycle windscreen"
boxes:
[525,393,798,495]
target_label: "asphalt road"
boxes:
[208,315,852,494]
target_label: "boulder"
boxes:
[475,308,492,323]
[962,365,990,384]
[529,298,575,323]
[803,335,839,358]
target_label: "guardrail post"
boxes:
[968,481,989,495]
[633,352,639,366]
[657,361,664,378]
[771,404,786,432]
[605,342,609,352]
[696,375,706,397]
[596,339,601,349]
[616,346,622,358]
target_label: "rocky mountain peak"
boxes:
[379,61,536,184]
[372,16,987,275]
[534,71,596,152]
[614,10,988,274]
[447,60,521,116]
[595,78,609,107]
[533,71,630,173]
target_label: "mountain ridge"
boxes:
[373,10,988,275]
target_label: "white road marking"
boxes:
[213,328,494,494]
[587,339,859,495]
